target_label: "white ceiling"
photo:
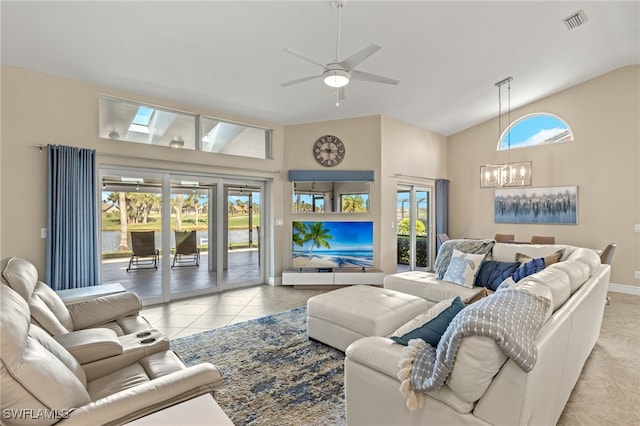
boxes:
[2,1,638,136]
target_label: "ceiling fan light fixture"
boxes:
[323,68,350,88]
[282,0,397,98]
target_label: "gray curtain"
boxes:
[435,179,450,252]
[46,145,100,290]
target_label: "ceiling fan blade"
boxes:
[350,69,399,85]
[283,48,329,70]
[339,44,381,71]
[280,74,322,87]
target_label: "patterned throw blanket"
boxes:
[397,289,551,411]
[434,238,495,279]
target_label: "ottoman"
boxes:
[307,285,432,351]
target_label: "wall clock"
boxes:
[313,135,345,167]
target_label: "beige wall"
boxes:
[0,65,285,279]
[447,65,640,287]
[281,115,447,275]
[380,116,448,272]
[282,116,382,272]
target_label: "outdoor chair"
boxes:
[172,230,201,268]
[127,231,159,271]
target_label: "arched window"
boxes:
[498,113,573,150]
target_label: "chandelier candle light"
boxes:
[481,77,532,188]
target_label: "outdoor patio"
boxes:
[102,249,260,301]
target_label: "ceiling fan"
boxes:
[281,0,398,103]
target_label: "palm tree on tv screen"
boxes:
[292,221,309,248]
[305,222,333,258]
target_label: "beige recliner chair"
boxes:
[0,257,151,337]
[0,257,173,378]
[1,284,230,425]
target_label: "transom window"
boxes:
[499,113,573,150]
[99,96,272,159]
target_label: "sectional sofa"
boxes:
[345,241,610,425]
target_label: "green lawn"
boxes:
[102,213,260,231]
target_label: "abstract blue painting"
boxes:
[495,186,578,224]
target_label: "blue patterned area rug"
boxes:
[171,307,346,426]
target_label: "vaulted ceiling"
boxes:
[2,1,638,136]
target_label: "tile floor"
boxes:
[140,285,330,339]
[139,286,640,425]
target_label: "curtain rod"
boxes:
[393,173,442,181]
[35,144,281,175]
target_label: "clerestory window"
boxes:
[99,96,272,159]
[498,113,574,150]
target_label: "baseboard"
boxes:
[268,276,282,286]
[608,283,640,296]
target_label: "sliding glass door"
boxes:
[223,182,263,289]
[169,177,217,297]
[101,171,164,300]
[396,185,433,272]
[100,167,266,303]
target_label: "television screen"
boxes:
[292,221,373,269]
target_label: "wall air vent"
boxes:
[563,10,588,30]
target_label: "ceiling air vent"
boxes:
[563,10,588,30]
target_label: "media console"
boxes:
[282,268,385,286]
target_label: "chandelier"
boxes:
[480,77,532,188]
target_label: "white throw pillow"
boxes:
[497,276,516,291]
[443,249,487,288]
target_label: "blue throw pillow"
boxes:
[475,260,521,291]
[390,297,465,347]
[512,257,545,282]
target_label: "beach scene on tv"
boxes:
[292,221,373,269]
